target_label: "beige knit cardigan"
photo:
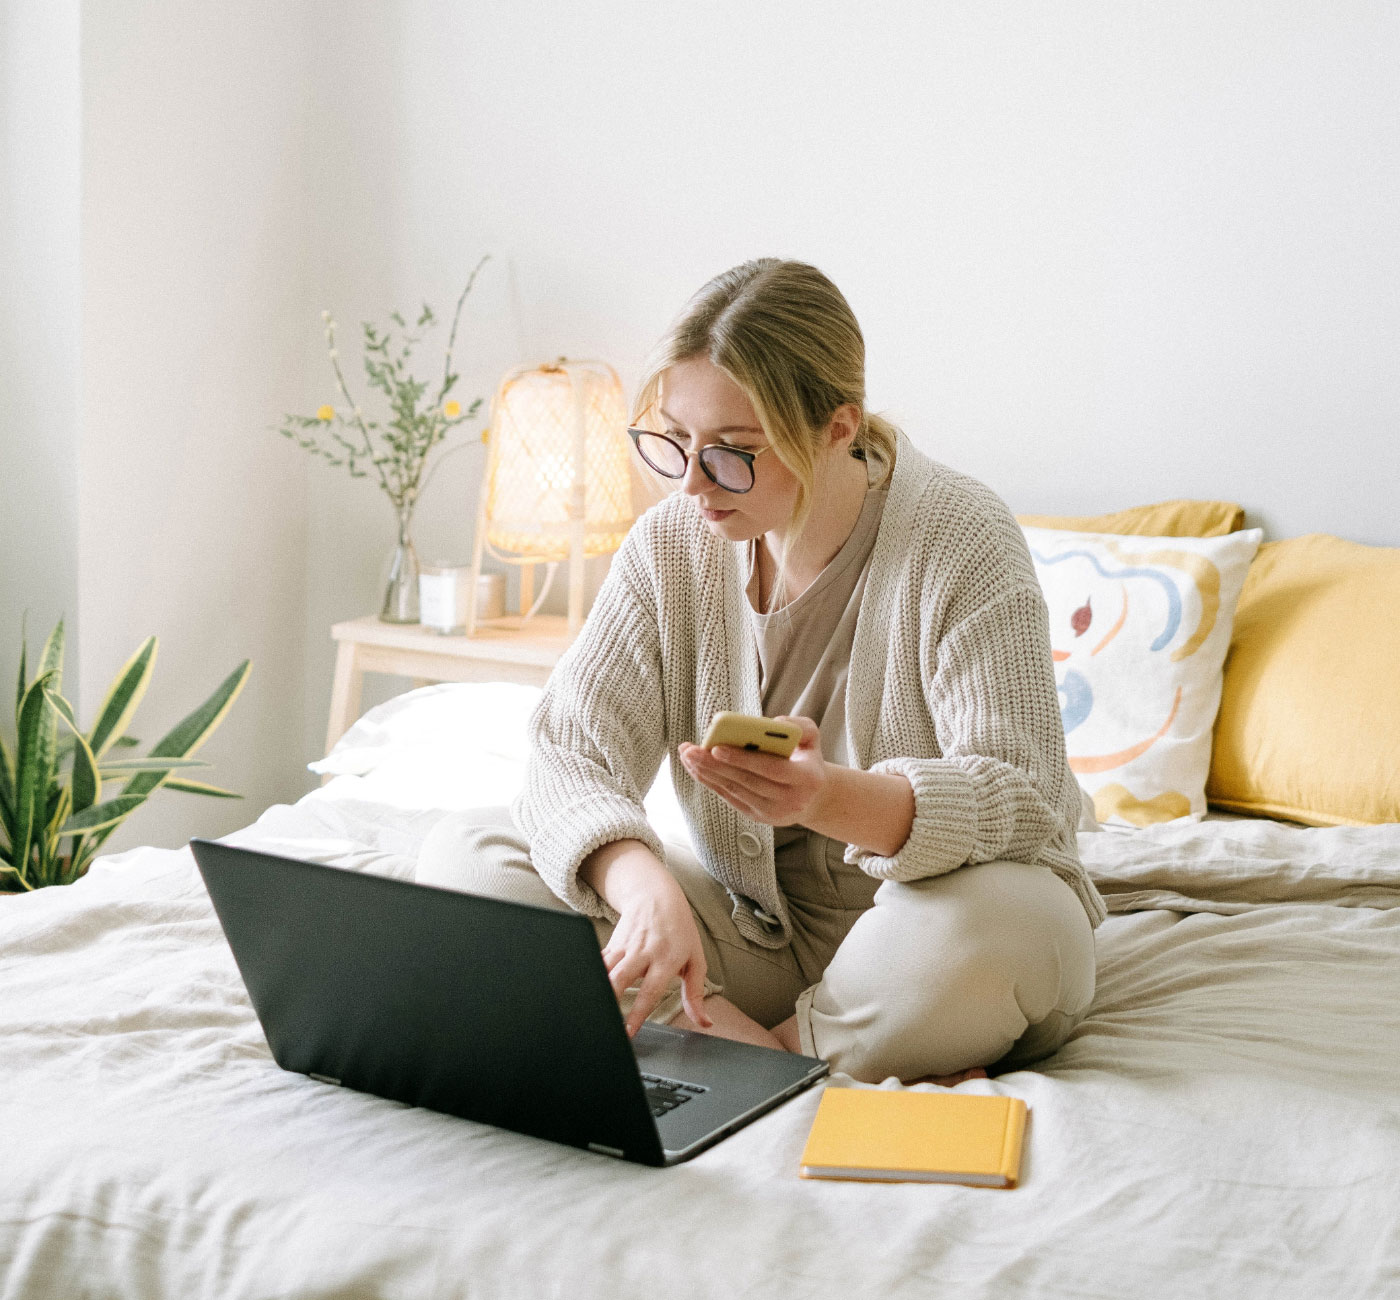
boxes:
[512,430,1107,949]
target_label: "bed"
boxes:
[3,675,1399,1299]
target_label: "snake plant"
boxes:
[0,619,252,892]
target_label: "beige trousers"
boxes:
[415,807,1096,1084]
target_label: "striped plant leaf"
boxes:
[0,863,29,891]
[45,784,73,842]
[31,621,66,880]
[15,613,27,717]
[82,660,251,860]
[6,617,251,888]
[38,620,65,698]
[97,756,208,775]
[0,730,15,840]
[164,778,241,798]
[45,688,76,730]
[118,661,251,800]
[87,637,157,759]
[59,794,147,835]
[46,688,101,815]
[12,671,59,881]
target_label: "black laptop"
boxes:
[191,838,827,1166]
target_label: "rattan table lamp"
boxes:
[466,357,636,637]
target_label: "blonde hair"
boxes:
[632,258,899,610]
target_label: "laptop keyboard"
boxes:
[641,1073,707,1119]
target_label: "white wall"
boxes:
[0,0,81,710]
[75,0,313,853]
[370,0,1400,551]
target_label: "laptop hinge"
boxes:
[587,1142,625,1159]
[308,1072,342,1086]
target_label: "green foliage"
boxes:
[0,619,252,892]
[277,257,491,515]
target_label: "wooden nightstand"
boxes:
[325,614,576,757]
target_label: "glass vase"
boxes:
[380,509,421,623]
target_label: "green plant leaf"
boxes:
[46,688,101,815]
[16,612,28,717]
[164,779,241,798]
[0,782,14,858]
[0,729,15,832]
[88,637,157,758]
[0,863,32,892]
[98,756,208,775]
[119,660,252,801]
[38,619,65,700]
[45,688,77,730]
[60,794,147,835]
[112,736,141,749]
[81,660,252,862]
[12,670,59,884]
[45,783,72,842]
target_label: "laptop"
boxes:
[191,838,828,1167]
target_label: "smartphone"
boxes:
[700,712,802,758]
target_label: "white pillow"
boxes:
[1022,525,1263,829]
[312,681,543,777]
[309,681,693,847]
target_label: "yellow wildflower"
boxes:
[444,400,461,419]
[317,404,335,421]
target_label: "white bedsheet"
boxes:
[3,690,1399,1298]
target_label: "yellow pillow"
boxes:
[1206,534,1400,826]
[1017,499,1246,538]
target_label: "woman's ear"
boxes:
[825,403,862,451]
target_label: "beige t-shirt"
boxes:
[743,452,889,904]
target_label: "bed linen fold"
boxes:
[1081,817,1400,913]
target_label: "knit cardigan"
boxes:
[512,430,1107,949]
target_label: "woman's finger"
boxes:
[707,747,793,786]
[707,787,766,821]
[607,949,648,998]
[680,959,712,1029]
[700,771,770,819]
[626,969,675,1037]
[692,743,791,790]
[775,714,821,750]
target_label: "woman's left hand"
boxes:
[677,715,830,828]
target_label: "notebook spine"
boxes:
[999,1098,1028,1188]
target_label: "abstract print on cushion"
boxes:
[1021,526,1262,828]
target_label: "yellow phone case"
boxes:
[701,712,801,758]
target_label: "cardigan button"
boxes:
[737,831,761,856]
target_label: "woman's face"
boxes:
[653,357,799,542]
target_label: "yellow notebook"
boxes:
[798,1088,1028,1187]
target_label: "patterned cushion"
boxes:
[1021,525,1263,828]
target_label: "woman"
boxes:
[417,258,1104,1085]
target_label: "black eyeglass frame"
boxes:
[626,426,774,495]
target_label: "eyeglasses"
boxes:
[627,427,773,495]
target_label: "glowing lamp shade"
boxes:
[467,358,636,636]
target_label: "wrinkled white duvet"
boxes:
[3,686,1399,1299]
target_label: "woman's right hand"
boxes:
[580,842,713,1037]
